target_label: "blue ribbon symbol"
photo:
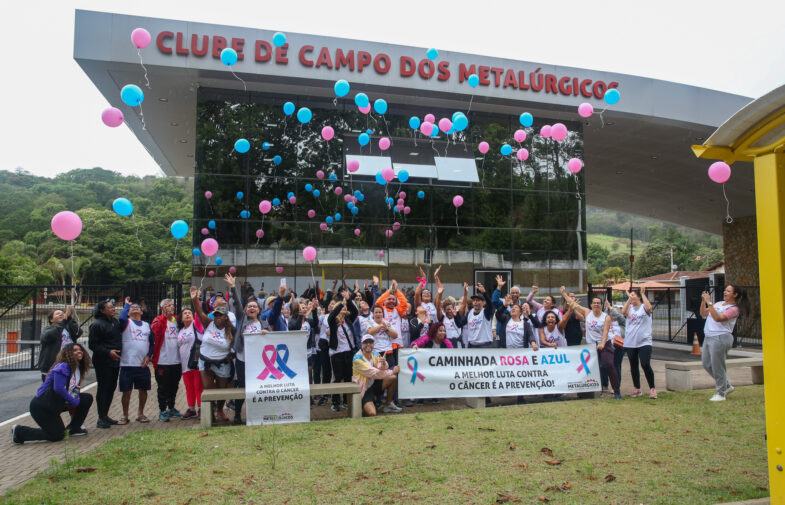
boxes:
[274,344,297,379]
[576,349,591,376]
[408,356,425,384]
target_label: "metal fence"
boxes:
[587,284,761,347]
[0,282,183,371]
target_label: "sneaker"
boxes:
[11,425,22,445]
[614,393,623,400]
[629,389,642,397]
[330,404,340,412]
[649,388,657,399]
[317,396,328,406]
[167,408,183,418]
[709,394,726,402]
[181,409,197,419]
[104,417,119,425]
[392,401,403,410]
[158,411,170,422]
[725,384,736,396]
[96,418,111,429]
[402,399,415,407]
[68,427,88,437]
[383,403,403,413]
[225,400,235,411]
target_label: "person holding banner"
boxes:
[352,335,401,416]
[190,286,235,422]
[328,291,359,412]
[461,283,495,348]
[621,287,656,399]
[539,310,570,349]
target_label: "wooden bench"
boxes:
[665,357,763,391]
[201,382,362,427]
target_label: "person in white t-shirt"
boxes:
[118,299,153,424]
[700,285,747,402]
[622,287,656,399]
[460,283,495,348]
[414,265,440,323]
[151,298,183,421]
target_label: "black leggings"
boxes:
[314,347,331,385]
[16,393,93,442]
[330,351,353,406]
[626,345,655,389]
[234,359,246,420]
[154,364,182,411]
[94,365,119,419]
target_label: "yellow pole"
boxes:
[379,268,383,288]
[754,151,785,503]
[321,267,325,299]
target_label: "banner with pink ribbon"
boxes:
[245,331,310,425]
[398,345,601,399]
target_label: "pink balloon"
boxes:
[708,161,731,183]
[540,125,552,138]
[385,229,393,238]
[397,198,404,206]
[344,194,352,202]
[358,104,371,114]
[452,195,464,208]
[517,148,529,161]
[229,266,237,274]
[392,222,401,231]
[316,170,325,180]
[208,270,215,277]
[424,114,435,124]
[51,211,82,241]
[101,107,124,128]
[201,228,209,235]
[578,102,594,118]
[381,167,395,182]
[289,196,297,204]
[259,200,272,214]
[204,191,213,199]
[321,126,335,141]
[438,118,452,133]
[131,28,151,49]
[302,246,318,262]
[307,209,316,218]
[319,222,328,231]
[551,123,568,142]
[396,204,404,211]
[567,158,583,174]
[478,141,489,154]
[399,191,407,199]
[379,137,391,150]
[403,206,411,215]
[514,129,526,142]
[256,229,265,239]
[276,266,284,274]
[378,250,385,258]
[347,159,360,173]
[334,187,343,196]
[201,238,219,257]
[354,228,361,236]
[420,122,434,136]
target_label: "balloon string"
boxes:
[466,95,474,114]
[282,117,287,138]
[455,207,461,235]
[230,70,247,92]
[132,213,142,247]
[599,108,608,128]
[480,155,486,189]
[722,183,734,223]
[70,240,77,304]
[138,102,146,131]
[381,115,392,145]
[199,260,208,290]
[333,97,338,107]
[173,239,179,261]
[137,49,151,89]
[310,264,316,290]
[430,138,440,159]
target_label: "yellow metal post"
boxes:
[754,151,785,503]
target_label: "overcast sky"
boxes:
[2,0,783,179]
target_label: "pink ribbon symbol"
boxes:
[258,344,285,380]
[407,357,425,384]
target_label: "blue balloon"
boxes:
[326,216,334,225]
[393,206,400,212]
[262,142,271,150]
[366,129,373,135]
[386,197,394,206]
[283,102,295,115]
[312,189,320,198]
[334,79,350,97]
[353,190,361,198]
[417,190,425,199]
[220,48,238,66]
[216,257,223,265]
[334,213,342,221]
[426,48,438,60]
[347,201,354,209]
[357,193,365,202]
[272,198,281,206]
[409,116,421,129]
[519,112,534,127]
[373,99,388,114]
[236,191,244,199]
[501,144,512,156]
[240,210,250,219]
[604,88,620,105]
[358,133,370,146]
[120,84,144,107]
[234,139,250,153]
[287,192,295,199]
[273,155,282,165]
[297,107,312,123]
[453,114,469,132]
[430,126,439,137]
[208,220,216,229]
[351,206,359,215]
[305,183,313,192]
[272,32,287,47]
[376,172,387,186]
[170,220,189,239]
[398,170,410,183]
[446,127,455,135]
[193,248,201,256]
[354,93,369,108]
[112,198,133,216]
[467,74,479,88]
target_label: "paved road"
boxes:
[0,370,96,424]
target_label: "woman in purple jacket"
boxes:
[12,343,93,444]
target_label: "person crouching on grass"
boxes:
[352,335,401,416]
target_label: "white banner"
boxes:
[244,331,310,425]
[398,345,601,399]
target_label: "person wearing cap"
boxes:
[352,334,401,416]
[261,286,288,332]
[460,282,495,348]
[151,298,182,422]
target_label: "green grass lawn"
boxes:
[588,233,647,255]
[3,387,768,505]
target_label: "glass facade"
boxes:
[193,88,586,295]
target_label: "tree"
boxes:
[601,266,625,285]
[635,242,671,278]
[587,243,610,273]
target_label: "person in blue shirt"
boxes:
[260,284,287,331]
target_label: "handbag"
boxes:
[612,334,625,349]
[187,337,201,371]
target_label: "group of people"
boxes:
[11,269,748,444]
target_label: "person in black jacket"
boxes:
[88,299,124,429]
[496,295,539,350]
[327,290,358,412]
[39,305,82,381]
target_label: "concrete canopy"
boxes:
[75,9,754,234]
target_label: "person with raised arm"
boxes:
[189,285,235,422]
[463,283,495,348]
[604,299,626,394]
[538,291,571,349]
[496,294,539,350]
[151,298,182,422]
[289,298,319,404]
[526,285,563,324]
[118,298,154,424]
[328,290,359,412]
[621,286,656,399]
[700,285,747,402]
[176,306,202,419]
[374,279,408,364]
[39,304,82,382]
[453,281,472,348]
[415,266,440,322]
